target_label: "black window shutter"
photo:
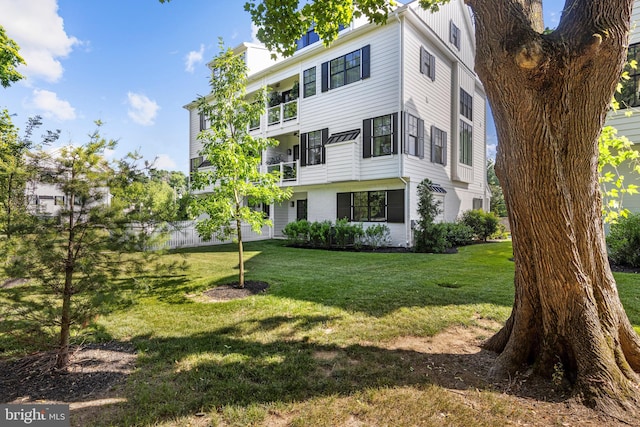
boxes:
[442,131,448,166]
[361,45,370,79]
[337,192,352,220]
[420,47,425,74]
[418,118,425,159]
[321,61,329,92]
[321,128,328,164]
[387,189,404,223]
[391,112,399,154]
[430,125,436,162]
[363,119,372,158]
[402,112,408,154]
[300,133,308,166]
[430,54,436,81]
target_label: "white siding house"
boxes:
[186,0,489,247]
[605,0,640,213]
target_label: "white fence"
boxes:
[162,220,272,250]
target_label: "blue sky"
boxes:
[0,0,565,172]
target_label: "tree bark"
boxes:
[237,216,245,288]
[467,0,640,418]
[56,193,76,370]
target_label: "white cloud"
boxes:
[152,154,178,170]
[30,89,76,120]
[0,0,80,83]
[185,44,205,73]
[127,92,159,126]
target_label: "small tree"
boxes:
[5,123,161,369]
[414,178,448,253]
[190,40,292,288]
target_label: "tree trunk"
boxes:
[467,0,640,418]
[237,217,245,288]
[56,193,75,370]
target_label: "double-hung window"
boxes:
[300,128,328,166]
[403,113,424,158]
[431,126,447,165]
[336,189,404,223]
[363,113,398,158]
[303,67,316,98]
[321,45,370,92]
[450,21,460,50]
[615,42,640,108]
[459,121,473,166]
[296,28,320,50]
[420,47,436,81]
[198,112,207,131]
[460,89,473,121]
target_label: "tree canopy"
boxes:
[0,25,25,88]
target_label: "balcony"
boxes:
[268,99,298,126]
[263,160,299,185]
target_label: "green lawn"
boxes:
[2,239,640,426]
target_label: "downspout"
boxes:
[395,11,411,248]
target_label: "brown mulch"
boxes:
[202,280,269,301]
[0,342,136,404]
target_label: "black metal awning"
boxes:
[326,129,361,144]
[428,183,447,193]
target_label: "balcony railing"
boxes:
[268,100,298,126]
[265,160,298,184]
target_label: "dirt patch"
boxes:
[0,342,136,404]
[202,280,269,302]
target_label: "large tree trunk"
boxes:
[467,0,640,417]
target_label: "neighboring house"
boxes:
[186,0,490,247]
[607,0,640,213]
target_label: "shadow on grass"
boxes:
[73,315,570,426]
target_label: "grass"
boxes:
[2,239,640,426]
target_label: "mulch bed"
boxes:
[202,280,270,302]
[0,342,136,403]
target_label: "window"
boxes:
[199,112,207,131]
[321,45,370,92]
[459,121,473,166]
[615,42,640,108]
[450,21,460,50]
[55,196,65,206]
[296,28,320,50]
[473,198,483,210]
[300,128,328,166]
[420,47,436,81]
[363,113,398,158]
[403,113,424,158]
[460,89,473,121]
[303,67,316,98]
[431,126,447,165]
[337,189,404,223]
[190,156,203,172]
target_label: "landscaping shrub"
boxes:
[416,223,451,253]
[441,222,474,247]
[309,220,332,248]
[282,219,310,245]
[607,213,640,267]
[333,219,364,248]
[459,209,499,242]
[362,224,392,250]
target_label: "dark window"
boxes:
[296,28,320,50]
[450,21,460,50]
[473,198,483,210]
[420,47,436,81]
[336,189,404,223]
[460,89,473,121]
[322,45,370,92]
[296,199,308,221]
[199,112,206,131]
[431,126,447,165]
[403,113,424,158]
[190,156,203,172]
[300,128,328,166]
[303,67,316,98]
[363,113,398,158]
[615,42,640,108]
[459,120,473,166]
